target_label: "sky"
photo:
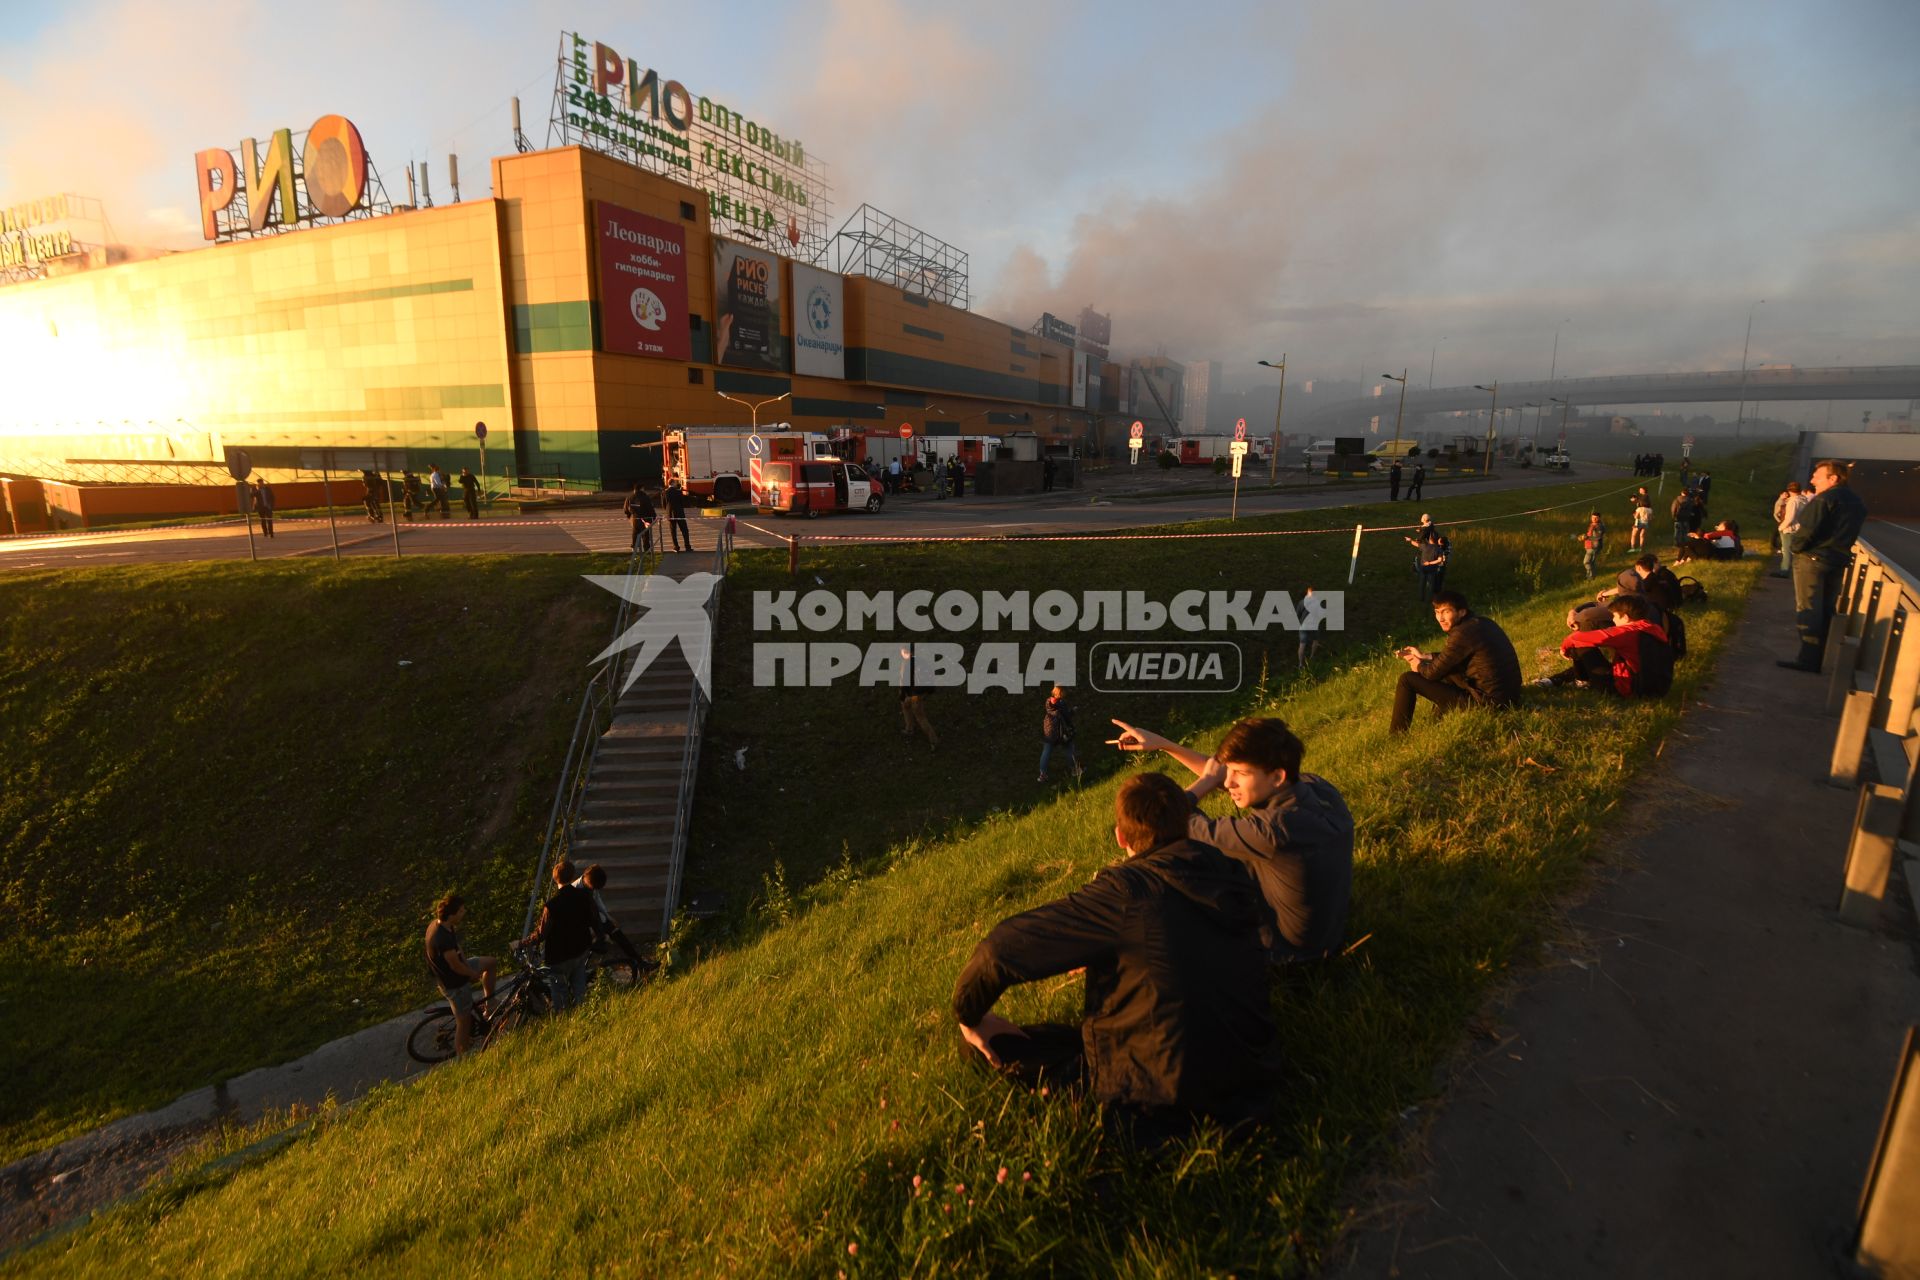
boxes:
[1,0,1916,398]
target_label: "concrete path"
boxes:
[0,1001,436,1251]
[1339,571,1920,1278]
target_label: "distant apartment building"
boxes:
[1182,360,1222,433]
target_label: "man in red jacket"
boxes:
[1537,595,1673,697]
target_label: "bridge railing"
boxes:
[1823,538,1920,925]
[658,520,734,938]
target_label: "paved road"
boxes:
[0,464,1624,572]
[1863,517,1920,579]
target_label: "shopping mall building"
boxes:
[0,105,1132,520]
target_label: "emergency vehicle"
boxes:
[759,458,885,517]
[663,426,834,502]
[1167,434,1271,466]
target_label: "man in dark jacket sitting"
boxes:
[1107,715,1352,963]
[1389,589,1523,733]
[953,772,1279,1140]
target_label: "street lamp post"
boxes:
[1382,369,1409,453]
[717,390,792,429]
[1734,298,1765,439]
[1258,356,1286,482]
[1549,396,1573,450]
[1473,382,1500,475]
[1429,337,1446,389]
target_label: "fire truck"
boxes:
[662,426,835,502]
[828,428,1002,469]
[1165,434,1272,466]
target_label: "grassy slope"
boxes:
[9,456,1784,1275]
[0,556,619,1162]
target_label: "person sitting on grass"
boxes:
[1389,590,1524,734]
[952,772,1279,1144]
[425,893,496,1055]
[1679,518,1743,563]
[1106,716,1352,964]
[1535,594,1674,697]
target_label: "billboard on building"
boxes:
[1071,352,1088,408]
[595,202,691,361]
[791,262,845,379]
[1037,312,1077,348]
[713,238,785,370]
[1076,307,1111,360]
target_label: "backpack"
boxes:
[1633,631,1676,698]
[1678,575,1708,607]
[1663,609,1688,660]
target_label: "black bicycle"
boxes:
[405,946,645,1063]
[407,948,552,1064]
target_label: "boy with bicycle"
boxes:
[425,894,496,1055]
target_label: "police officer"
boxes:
[1778,459,1868,672]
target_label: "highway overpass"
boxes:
[1291,365,1920,432]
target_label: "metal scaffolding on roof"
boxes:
[818,204,969,309]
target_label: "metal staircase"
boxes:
[523,530,731,943]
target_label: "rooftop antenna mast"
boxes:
[448,154,460,203]
[512,97,532,154]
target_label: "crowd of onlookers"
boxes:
[423,455,1874,1145]
[949,457,1872,1143]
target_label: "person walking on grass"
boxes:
[898,644,938,751]
[426,893,496,1055]
[1580,510,1606,580]
[952,771,1280,1146]
[1629,488,1651,550]
[1105,716,1353,965]
[460,468,480,520]
[1405,515,1450,601]
[1038,684,1084,783]
[251,477,276,538]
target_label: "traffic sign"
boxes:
[899,423,913,440]
[1229,440,1250,456]
[1129,420,1144,440]
[225,449,252,481]
[1234,418,1247,442]
[474,421,488,440]
[747,434,764,458]
[1683,434,1696,446]
[1231,453,1245,478]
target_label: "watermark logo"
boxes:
[749,588,1342,692]
[587,573,720,696]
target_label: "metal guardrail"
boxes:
[1823,538,1920,925]
[658,522,734,937]
[522,540,647,937]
